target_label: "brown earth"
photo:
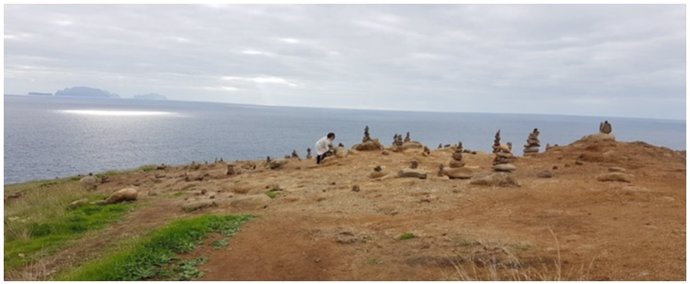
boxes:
[7,135,686,280]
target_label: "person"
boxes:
[314,132,336,164]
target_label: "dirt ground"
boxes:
[9,134,686,280]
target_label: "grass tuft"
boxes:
[399,232,416,240]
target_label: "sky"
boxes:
[4,4,686,120]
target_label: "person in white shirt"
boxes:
[314,132,336,164]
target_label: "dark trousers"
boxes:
[316,151,332,164]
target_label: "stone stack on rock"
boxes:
[580,121,616,142]
[291,150,300,159]
[523,128,541,156]
[493,141,517,172]
[352,126,384,151]
[398,160,427,179]
[401,132,423,151]
[443,142,473,179]
[391,134,405,152]
[492,130,502,153]
[306,148,313,159]
[404,132,411,143]
[369,165,388,179]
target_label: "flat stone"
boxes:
[608,166,626,172]
[443,167,473,179]
[398,168,428,179]
[492,163,517,172]
[596,172,632,183]
[469,172,520,187]
[230,194,271,210]
[182,200,217,212]
[536,170,553,178]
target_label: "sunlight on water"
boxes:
[59,109,179,117]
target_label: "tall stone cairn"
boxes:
[404,132,411,143]
[363,126,372,142]
[449,141,465,168]
[492,130,502,153]
[523,128,540,156]
[599,120,612,134]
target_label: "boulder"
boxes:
[182,200,217,212]
[97,187,138,205]
[398,168,427,179]
[469,172,520,187]
[443,167,473,179]
[230,194,271,210]
[493,163,517,172]
[353,140,383,151]
[596,172,632,183]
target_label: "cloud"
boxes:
[3,4,685,119]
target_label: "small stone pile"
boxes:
[523,128,540,156]
[306,148,313,159]
[579,121,616,142]
[600,120,612,134]
[353,126,384,151]
[291,150,300,159]
[493,142,516,172]
[404,132,411,143]
[398,160,427,179]
[449,142,465,168]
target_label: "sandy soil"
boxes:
[9,134,686,280]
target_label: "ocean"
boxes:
[4,95,686,184]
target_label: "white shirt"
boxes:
[315,136,332,155]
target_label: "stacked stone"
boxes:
[600,121,612,134]
[493,142,516,172]
[291,149,300,159]
[442,141,473,179]
[523,128,540,156]
[492,130,502,153]
[404,132,411,143]
[353,126,383,151]
[306,148,313,159]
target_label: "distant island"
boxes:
[55,86,120,98]
[133,93,167,100]
[27,92,53,96]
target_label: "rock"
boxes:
[201,189,208,195]
[537,170,553,178]
[448,160,465,168]
[335,147,349,158]
[182,200,217,212]
[267,159,288,170]
[597,172,632,183]
[67,198,89,209]
[381,150,390,155]
[97,187,138,205]
[185,171,206,181]
[579,133,616,142]
[398,168,428,179]
[402,141,423,151]
[80,175,101,190]
[492,163,517,172]
[354,140,383,151]
[410,160,419,169]
[154,173,166,179]
[336,231,361,244]
[227,183,252,194]
[575,160,584,165]
[469,172,520,187]
[352,185,360,192]
[369,171,387,179]
[230,194,271,210]
[608,166,626,172]
[443,167,473,179]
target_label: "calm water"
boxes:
[4,95,686,184]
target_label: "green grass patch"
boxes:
[399,232,416,240]
[58,214,252,281]
[4,202,133,270]
[137,165,158,172]
[265,191,278,199]
[211,238,229,250]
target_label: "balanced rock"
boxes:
[230,194,271,210]
[398,168,427,179]
[449,142,466,168]
[306,148,313,159]
[469,172,520,187]
[353,126,384,151]
[600,120,612,134]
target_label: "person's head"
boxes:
[327,132,335,140]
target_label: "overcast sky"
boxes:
[4,4,686,119]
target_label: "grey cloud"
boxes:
[4,4,685,119]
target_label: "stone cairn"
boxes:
[404,132,411,143]
[492,130,502,153]
[600,120,612,134]
[353,126,384,151]
[449,141,466,168]
[523,128,540,156]
[291,149,300,159]
[492,131,516,172]
[391,133,404,152]
[306,148,313,159]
